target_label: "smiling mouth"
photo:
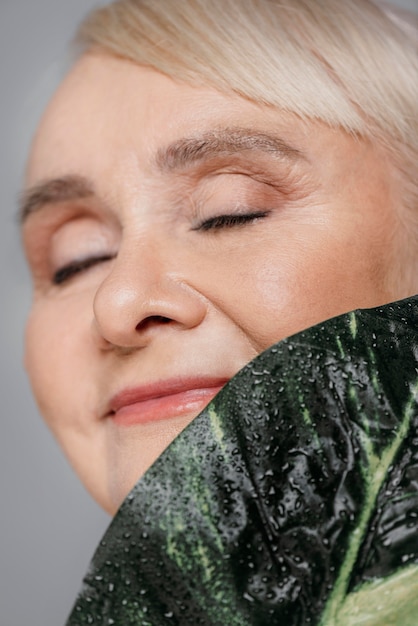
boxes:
[108,378,229,427]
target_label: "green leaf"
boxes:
[319,375,418,625]
[335,565,418,626]
[67,296,418,625]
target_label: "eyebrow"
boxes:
[19,175,95,224]
[155,127,303,171]
[20,128,304,224]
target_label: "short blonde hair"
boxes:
[76,0,418,292]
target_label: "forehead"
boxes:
[27,53,297,185]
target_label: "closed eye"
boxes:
[53,254,115,285]
[193,210,270,232]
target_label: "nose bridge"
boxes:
[92,231,206,348]
[95,236,163,324]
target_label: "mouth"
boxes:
[107,377,229,427]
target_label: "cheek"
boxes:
[212,221,392,351]
[25,299,90,426]
[25,299,111,510]
[25,309,56,417]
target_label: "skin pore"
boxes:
[23,53,404,515]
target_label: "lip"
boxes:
[107,377,229,427]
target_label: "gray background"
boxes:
[0,0,417,624]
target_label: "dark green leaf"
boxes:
[67,296,418,625]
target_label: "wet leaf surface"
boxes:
[67,296,418,625]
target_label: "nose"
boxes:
[92,241,207,350]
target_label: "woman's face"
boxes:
[23,53,404,514]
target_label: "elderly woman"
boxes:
[21,0,417,623]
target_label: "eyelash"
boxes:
[193,210,270,231]
[52,211,269,285]
[53,254,114,285]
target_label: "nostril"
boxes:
[135,315,172,332]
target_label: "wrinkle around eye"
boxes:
[22,195,119,277]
